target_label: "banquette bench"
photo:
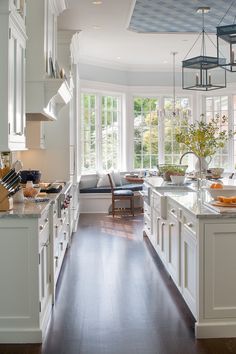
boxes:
[79,172,143,213]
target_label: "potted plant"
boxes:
[175,114,235,171]
[158,164,188,181]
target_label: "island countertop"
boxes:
[144,176,236,218]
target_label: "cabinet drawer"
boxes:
[38,211,49,247]
[181,212,196,236]
[168,203,178,219]
[144,201,151,216]
[152,192,161,211]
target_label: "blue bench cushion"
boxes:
[80,183,143,194]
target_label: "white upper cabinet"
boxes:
[0,0,27,151]
[26,0,72,121]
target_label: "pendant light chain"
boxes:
[218,0,235,26]
[171,51,177,116]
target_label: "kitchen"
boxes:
[2,0,236,353]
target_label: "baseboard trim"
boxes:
[195,321,236,338]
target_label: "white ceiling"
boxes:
[58,0,222,71]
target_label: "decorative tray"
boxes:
[211,201,236,207]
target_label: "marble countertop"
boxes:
[164,191,222,219]
[145,176,236,218]
[0,181,72,219]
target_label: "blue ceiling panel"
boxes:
[129,0,236,33]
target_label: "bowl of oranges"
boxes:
[203,183,236,200]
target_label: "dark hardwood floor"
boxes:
[1,213,236,354]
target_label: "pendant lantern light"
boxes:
[182,7,226,91]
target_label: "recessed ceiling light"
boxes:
[92,1,103,4]
[117,56,121,60]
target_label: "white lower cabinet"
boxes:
[144,192,197,317]
[168,213,180,288]
[0,208,52,343]
[203,223,236,320]
[181,223,197,317]
[38,210,51,326]
[51,200,70,303]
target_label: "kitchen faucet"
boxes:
[179,151,202,191]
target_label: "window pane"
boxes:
[81,93,121,172]
[206,96,229,169]
[133,97,159,169]
[163,97,191,164]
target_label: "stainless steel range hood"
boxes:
[26,78,73,121]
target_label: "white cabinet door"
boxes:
[9,16,26,149]
[168,214,180,287]
[181,225,197,317]
[38,217,51,321]
[204,223,236,319]
[0,2,26,151]
[159,218,169,266]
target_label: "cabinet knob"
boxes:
[170,223,174,227]
[157,217,161,220]
[162,222,165,226]
[39,225,43,231]
[171,209,175,213]
[54,210,57,214]
[45,218,49,223]
[187,222,193,228]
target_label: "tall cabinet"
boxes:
[0,0,27,151]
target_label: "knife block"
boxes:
[0,184,13,211]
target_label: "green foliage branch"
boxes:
[175,114,235,158]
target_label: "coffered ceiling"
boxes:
[58,0,236,71]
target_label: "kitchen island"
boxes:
[144,177,236,338]
[0,182,72,343]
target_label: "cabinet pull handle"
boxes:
[42,240,49,247]
[15,132,23,136]
[187,222,193,228]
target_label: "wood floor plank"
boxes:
[0,214,236,354]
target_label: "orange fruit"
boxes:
[210,183,223,189]
[214,183,223,189]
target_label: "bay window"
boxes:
[133,96,191,169]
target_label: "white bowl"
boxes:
[203,185,236,200]
[210,167,224,177]
[170,175,186,185]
